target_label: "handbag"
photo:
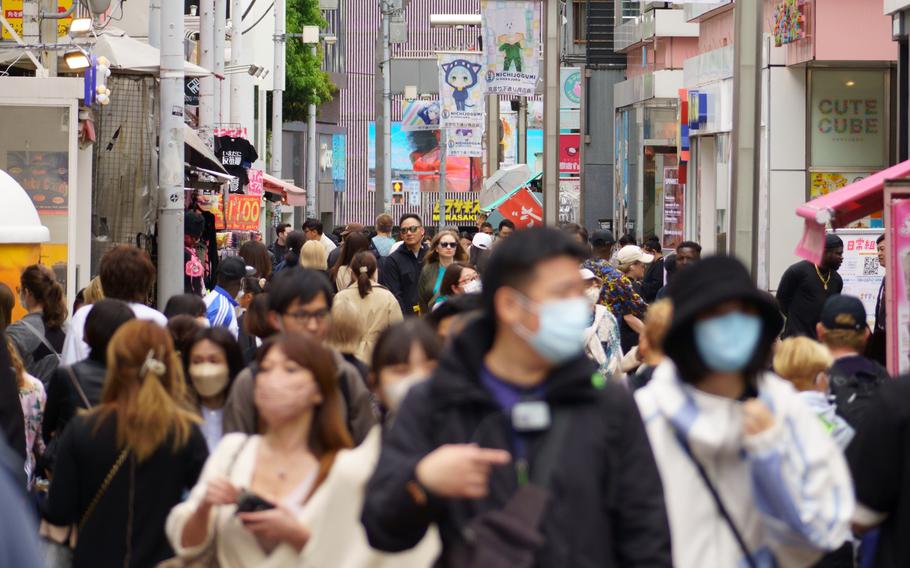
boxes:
[41,447,130,568]
[157,436,253,568]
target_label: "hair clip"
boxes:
[140,349,167,378]
[258,277,267,290]
[359,266,368,274]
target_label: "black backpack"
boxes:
[829,359,890,428]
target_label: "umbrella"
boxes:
[480,163,532,210]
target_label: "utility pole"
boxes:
[199,0,215,137]
[157,0,186,307]
[214,0,227,123]
[271,0,286,182]
[439,129,447,229]
[517,96,528,164]
[374,0,392,216]
[307,43,318,220]
[729,0,763,276]
[542,0,560,225]
[229,0,246,127]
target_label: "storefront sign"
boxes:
[677,90,690,164]
[225,194,261,231]
[446,128,484,158]
[482,0,540,96]
[401,100,440,132]
[246,169,263,197]
[810,70,887,169]
[810,172,881,228]
[835,230,885,329]
[772,0,806,47]
[6,151,68,215]
[2,0,72,39]
[559,134,580,174]
[432,198,481,223]
[662,167,684,250]
[332,134,346,193]
[560,67,582,110]
[888,197,910,374]
[497,187,543,229]
[438,53,486,128]
[687,91,708,131]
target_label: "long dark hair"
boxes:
[330,232,370,283]
[239,240,273,280]
[20,264,67,329]
[439,262,474,297]
[369,319,442,389]
[350,252,377,299]
[186,327,245,401]
[0,283,13,331]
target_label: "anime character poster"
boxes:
[401,100,440,132]
[437,53,486,128]
[446,127,484,158]
[482,0,540,96]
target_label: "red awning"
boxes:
[795,160,910,265]
[262,173,306,207]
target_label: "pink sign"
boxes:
[559,135,580,174]
[247,168,263,197]
[888,198,910,374]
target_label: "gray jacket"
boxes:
[223,349,377,444]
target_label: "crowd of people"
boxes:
[0,214,905,568]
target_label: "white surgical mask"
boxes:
[188,363,230,398]
[463,280,482,295]
[585,286,601,304]
[382,373,428,413]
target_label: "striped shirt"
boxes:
[204,286,239,338]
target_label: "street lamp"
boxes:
[63,48,90,70]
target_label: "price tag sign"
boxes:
[226,195,261,231]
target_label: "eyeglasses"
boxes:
[401,226,422,234]
[458,274,480,285]
[283,308,330,324]
[439,242,458,249]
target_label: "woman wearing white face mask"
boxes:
[184,328,245,452]
[167,333,353,567]
[432,262,480,311]
[580,269,623,380]
[288,320,443,567]
[635,256,854,568]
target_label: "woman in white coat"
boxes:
[167,333,352,568]
[635,256,854,568]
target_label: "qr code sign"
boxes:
[863,256,880,276]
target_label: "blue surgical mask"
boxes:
[515,295,591,364]
[694,311,763,373]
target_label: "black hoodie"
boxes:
[362,316,672,567]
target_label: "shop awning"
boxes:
[184,125,229,175]
[795,160,910,264]
[263,173,306,206]
[91,33,213,77]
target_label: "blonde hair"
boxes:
[83,276,105,305]
[641,300,673,365]
[92,320,200,462]
[774,337,833,390]
[300,240,328,271]
[327,300,365,355]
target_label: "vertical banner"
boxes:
[662,167,684,250]
[482,0,540,96]
[402,100,441,131]
[446,127,484,157]
[246,169,264,197]
[438,53,486,128]
[889,197,910,375]
[559,134,581,174]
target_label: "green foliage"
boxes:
[283,0,335,122]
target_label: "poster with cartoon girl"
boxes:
[437,53,486,128]
[446,127,484,158]
[482,0,540,96]
[401,100,440,132]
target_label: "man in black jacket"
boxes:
[381,213,428,316]
[363,227,672,567]
[640,235,665,302]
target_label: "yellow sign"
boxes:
[432,198,480,223]
[2,0,73,40]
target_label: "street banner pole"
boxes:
[543,0,560,225]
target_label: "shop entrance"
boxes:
[642,146,678,245]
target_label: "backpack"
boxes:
[829,359,890,428]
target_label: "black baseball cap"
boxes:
[820,294,866,331]
[591,230,616,247]
[218,256,247,281]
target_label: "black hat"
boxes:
[591,230,616,247]
[218,256,247,281]
[820,294,866,331]
[664,256,783,348]
[825,233,844,250]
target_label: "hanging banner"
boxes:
[662,167,684,250]
[446,127,484,158]
[401,100,440,131]
[438,53,486,128]
[888,194,910,375]
[497,187,543,229]
[246,169,264,197]
[482,0,540,96]
[559,134,581,174]
[225,194,262,231]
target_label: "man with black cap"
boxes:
[817,294,889,426]
[203,256,246,337]
[776,233,844,339]
[583,229,647,340]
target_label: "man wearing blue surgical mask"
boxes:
[363,227,672,567]
[635,256,854,568]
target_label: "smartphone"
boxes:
[235,490,276,514]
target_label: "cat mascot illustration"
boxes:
[441,59,482,111]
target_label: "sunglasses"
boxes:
[401,226,422,234]
[439,242,458,249]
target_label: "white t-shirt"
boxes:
[321,233,337,255]
[61,302,168,365]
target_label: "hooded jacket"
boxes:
[362,316,672,567]
[635,361,854,568]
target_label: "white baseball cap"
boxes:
[580,268,597,281]
[616,245,654,265]
[472,232,493,250]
